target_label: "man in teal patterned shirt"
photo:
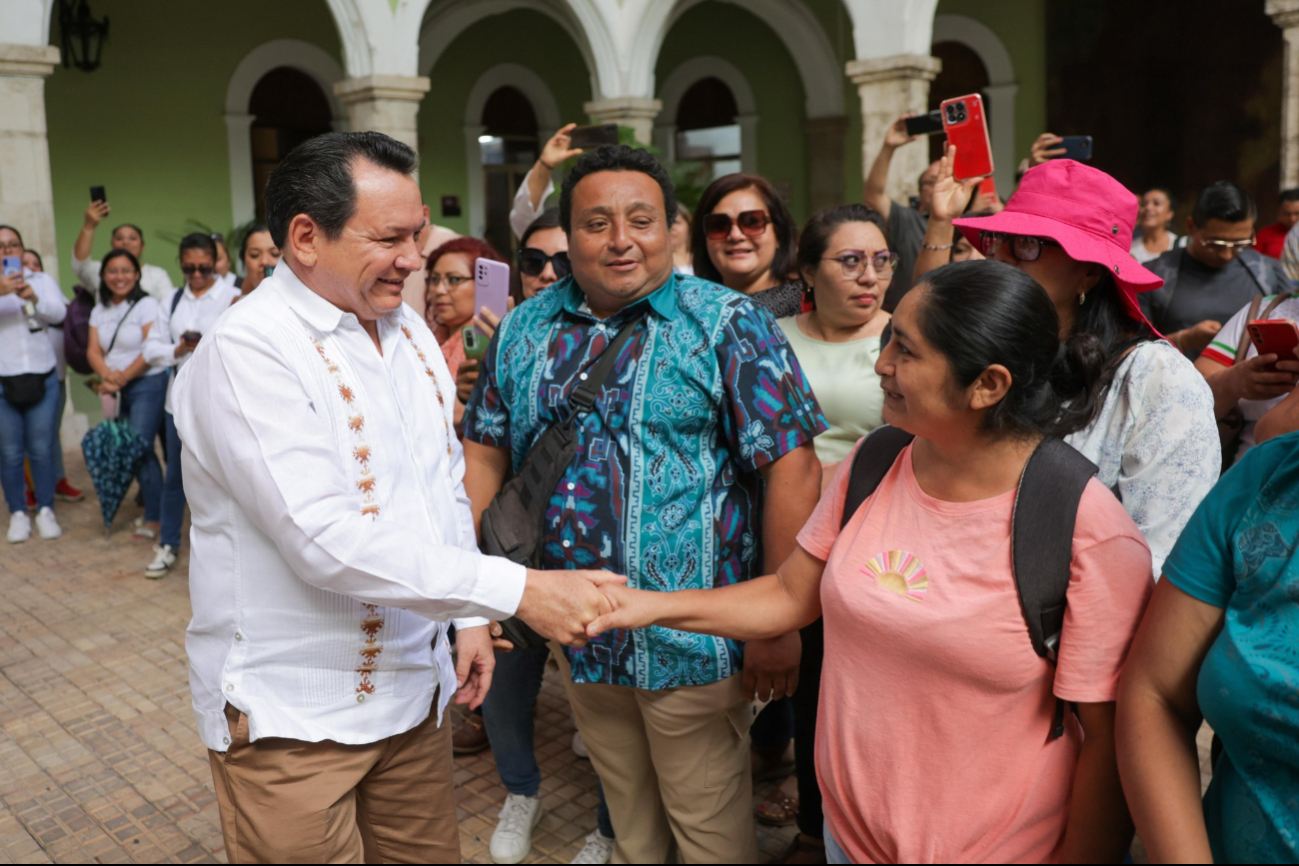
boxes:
[463,146,824,862]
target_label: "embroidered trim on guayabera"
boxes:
[399,325,453,456]
[305,330,387,695]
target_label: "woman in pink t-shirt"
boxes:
[589,260,1154,863]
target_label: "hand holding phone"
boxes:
[940,95,994,180]
[1056,136,1093,162]
[1248,319,1299,372]
[473,258,510,336]
[90,185,107,203]
[182,330,202,345]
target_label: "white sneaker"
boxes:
[145,544,177,579]
[7,511,31,543]
[34,507,61,540]
[571,730,589,759]
[570,829,615,864]
[490,793,543,864]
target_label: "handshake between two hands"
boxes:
[453,569,655,709]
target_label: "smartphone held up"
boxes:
[463,257,511,361]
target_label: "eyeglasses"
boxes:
[180,264,214,276]
[517,248,571,278]
[1200,237,1254,250]
[0,240,23,253]
[427,273,471,290]
[703,210,771,241]
[979,232,1061,262]
[823,251,900,279]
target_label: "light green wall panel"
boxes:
[936,0,1047,166]
[44,0,341,289]
[655,1,810,222]
[417,10,591,237]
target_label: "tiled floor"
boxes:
[0,455,797,864]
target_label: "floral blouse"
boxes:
[1064,339,1219,578]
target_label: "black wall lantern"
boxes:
[58,0,110,72]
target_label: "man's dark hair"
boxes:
[1191,181,1255,226]
[264,132,418,248]
[1281,188,1299,204]
[559,145,676,235]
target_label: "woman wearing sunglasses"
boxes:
[953,159,1219,579]
[691,174,804,318]
[454,211,568,406]
[141,232,238,579]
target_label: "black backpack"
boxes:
[840,425,1098,739]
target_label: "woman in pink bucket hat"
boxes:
[950,158,1219,577]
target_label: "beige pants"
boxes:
[207,699,459,864]
[555,649,759,864]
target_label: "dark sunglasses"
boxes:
[978,231,1061,263]
[181,264,215,276]
[517,248,571,278]
[703,210,770,241]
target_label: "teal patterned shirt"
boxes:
[464,273,826,689]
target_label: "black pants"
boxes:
[792,617,824,839]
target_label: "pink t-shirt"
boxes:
[797,441,1153,864]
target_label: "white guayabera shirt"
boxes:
[172,264,525,753]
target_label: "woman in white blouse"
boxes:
[0,225,67,543]
[87,250,165,540]
[954,161,1219,577]
[142,233,237,577]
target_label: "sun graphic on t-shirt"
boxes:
[862,550,929,601]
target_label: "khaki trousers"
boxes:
[555,649,759,864]
[207,699,459,864]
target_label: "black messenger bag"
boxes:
[481,313,645,650]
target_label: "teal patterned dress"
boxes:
[1162,430,1299,863]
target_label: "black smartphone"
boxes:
[90,185,106,203]
[182,330,201,343]
[568,123,619,150]
[904,110,944,137]
[1057,136,1093,162]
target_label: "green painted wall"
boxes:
[936,0,1048,165]
[44,0,341,290]
[417,10,591,236]
[655,2,811,222]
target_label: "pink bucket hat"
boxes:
[953,159,1162,333]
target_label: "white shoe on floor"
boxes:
[570,829,615,864]
[571,730,589,759]
[490,793,543,864]
[7,511,31,543]
[34,507,61,540]
[145,544,177,579]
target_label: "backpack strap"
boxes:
[169,287,184,317]
[1011,436,1098,739]
[841,425,915,529]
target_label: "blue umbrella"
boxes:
[81,418,149,530]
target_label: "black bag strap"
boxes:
[104,299,141,356]
[169,287,184,317]
[841,425,914,529]
[565,311,646,416]
[842,428,1097,740]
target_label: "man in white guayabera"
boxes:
[171,131,620,864]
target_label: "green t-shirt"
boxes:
[777,315,885,464]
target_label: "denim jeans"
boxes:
[53,378,66,480]
[120,374,166,523]
[483,645,614,837]
[159,411,186,549]
[0,369,60,513]
[825,822,851,864]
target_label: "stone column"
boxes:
[0,44,61,285]
[845,54,942,206]
[1269,0,1299,189]
[584,96,662,148]
[805,116,849,215]
[333,75,430,152]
